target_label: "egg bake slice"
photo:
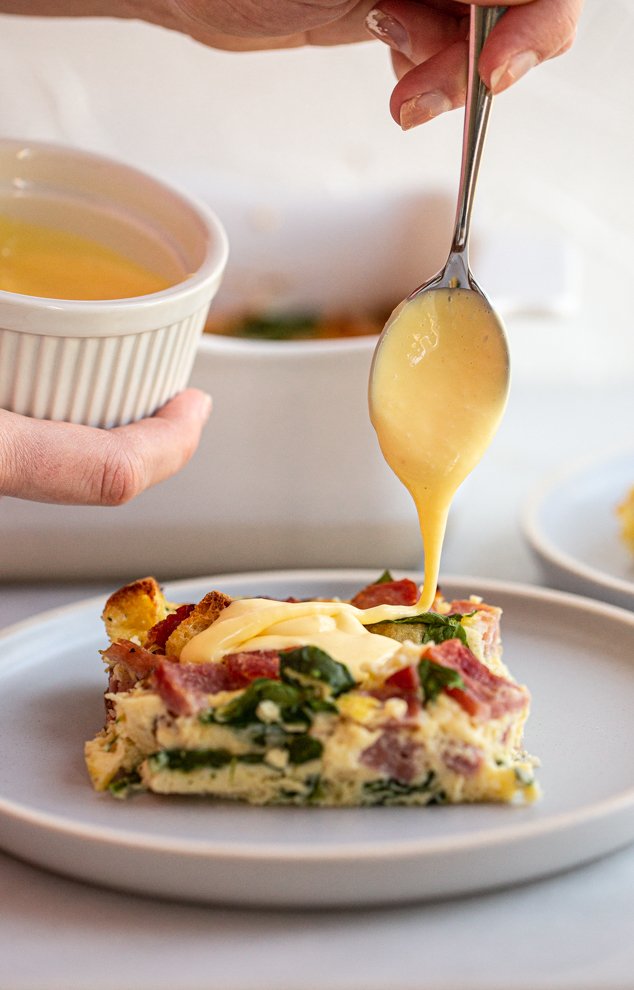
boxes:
[85,573,539,806]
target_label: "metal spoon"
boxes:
[422,3,507,297]
[368,5,510,610]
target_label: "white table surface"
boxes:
[1,380,633,990]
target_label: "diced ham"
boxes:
[444,599,481,616]
[224,650,280,686]
[350,578,419,609]
[360,729,423,784]
[370,665,422,715]
[152,660,232,715]
[107,665,136,699]
[427,639,528,720]
[102,639,169,716]
[446,599,501,660]
[441,742,484,776]
[384,665,420,694]
[152,650,281,716]
[144,604,195,652]
[102,640,162,680]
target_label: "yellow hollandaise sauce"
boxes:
[369,288,509,610]
[0,214,172,300]
[180,597,419,678]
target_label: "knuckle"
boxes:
[0,417,43,499]
[554,29,576,57]
[93,446,145,507]
[553,7,578,55]
[177,430,199,467]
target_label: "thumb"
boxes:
[0,388,212,506]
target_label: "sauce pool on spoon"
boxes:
[369,286,509,611]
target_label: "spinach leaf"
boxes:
[237,313,319,341]
[305,697,339,714]
[149,737,322,774]
[417,658,465,702]
[247,722,291,748]
[207,678,309,727]
[279,773,322,802]
[375,570,394,584]
[150,748,235,772]
[149,748,269,772]
[281,646,355,697]
[286,735,323,765]
[363,771,438,805]
[108,770,142,798]
[391,611,469,646]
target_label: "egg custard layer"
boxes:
[86,574,539,806]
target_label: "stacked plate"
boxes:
[522,447,634,612]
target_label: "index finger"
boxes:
[385,0,583,126]
[479,0,583,92]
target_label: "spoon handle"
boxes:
[450,5,505,260]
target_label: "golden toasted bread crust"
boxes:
[165,590,232,657]
[101,577,169,644]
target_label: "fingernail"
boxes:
[490,50,539,94]
[400,91,452,130]
[366,8,411,57]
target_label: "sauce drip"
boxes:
[181,289,509,671]
[369,288,509,609]
[0,214,172,300]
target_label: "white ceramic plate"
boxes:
[522,448,634,610]
[1,569,634,909]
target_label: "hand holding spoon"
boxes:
[369,5,510,612]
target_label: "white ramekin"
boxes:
[0,139,228,428]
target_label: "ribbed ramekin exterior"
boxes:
[0,306,207,428]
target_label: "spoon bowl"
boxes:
[369,5,510,609]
